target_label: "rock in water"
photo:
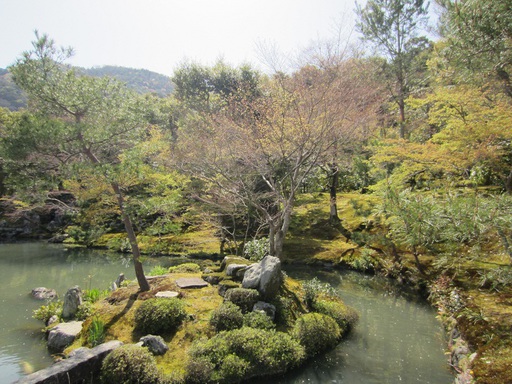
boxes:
[62,286,83,319]
[31,287,58,300]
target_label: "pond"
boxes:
[0,243,453,383]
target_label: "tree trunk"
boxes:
[398,99,406,139]
[329,164,340,224]
[80,138,150,292]
[505,170,512,194]
[111,183,150,292]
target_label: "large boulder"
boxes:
[242,256,282,300]
[31,287,58,301]
[62,286,83,319]
[47,321,83,352]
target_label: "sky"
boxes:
[0,0,363,77]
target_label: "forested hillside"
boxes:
[1,1,511,383]
[0,65,172,111]
[84,65,173,96]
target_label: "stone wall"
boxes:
[14,340,122,384]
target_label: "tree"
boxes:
[356,0,430,139]
[436,0,512,97]
[8,32,152,291]
[175,59,369,258]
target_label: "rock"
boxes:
[47,321,83,352]
[115,273,125,288]
[31,287,58,301]
[220,256,251,272]
[14,340,122,384]
[46,315,59,327]
[242,256,282,300]
[175,277,209,289]
[47,234,68,243]
[253,301,276,320]
[140,335,169,356]
[203,273,222,285]
[225,264,249,279]
[155,291,180,298]
[62,286,83,319]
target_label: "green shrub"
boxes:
[101,344,160,384]
[88,317,105,347]
[243,311,275,330]
[243,238,269,262]
[224,288,260,313]
[33,301,62,323]
[168,263,201,274]
[312,299,359,331]
[219,354,250,383]
[301,278,338,310]
[292,313,341,358]
[185,356,215,384]
[135,298,186,335]
[186,327,304,383]
[210,301,244,332]
[148,265,168,276]
[76,301,94,320]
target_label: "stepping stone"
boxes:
[175,277,208,289]
[155,291,180,298]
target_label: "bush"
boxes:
[148,265,168,276]
[76,301,94,320]
[301,277,338,310]
[186,327,304,383]
[312,299,359,331]
[224,288,260,313]
[135,298,186,335]
[33,301,62,323]
[101,344,160,384]
[243,311,275,330]
[292,313,341,358]
[210,301,244,332]
[168,263,201,274]
[243,238,269,262]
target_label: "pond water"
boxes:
[0,243,453,383]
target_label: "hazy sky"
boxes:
[0,0,362,76]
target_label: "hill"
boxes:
[0,69,27,111]
[84,66,173,97]
[0,66,173,111]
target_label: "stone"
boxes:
[31,287,58,301]
[115,273,125,288]
[175,277,208,289]
[62,286,83,319]
[242,256,282,300]
[220,256,250,272]
[14,340,123,384]
[225,264,249,279]
[253,301,276,321]
[47,321,83,352]
[46,315,59,327]
[140,334,169,356]
[155,291,180,298]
